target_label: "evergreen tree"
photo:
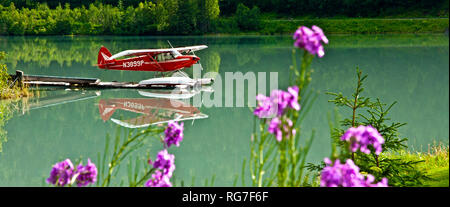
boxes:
[199,0,220,33]
[235,3,260,31]
[171,0,198,35]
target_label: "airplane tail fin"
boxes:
[97,46,112,67]
[98,99,116,121]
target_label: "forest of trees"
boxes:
[1,0,448,17]
[0,0,448,35]
[0,0,228,35]
[219,0,449,17]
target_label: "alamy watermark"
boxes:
[169,64,279,109]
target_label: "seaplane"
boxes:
[97,44,208,72]
[96,43,212,87]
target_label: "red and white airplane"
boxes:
[97,45,207,72]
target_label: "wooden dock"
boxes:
[9,70,211,89]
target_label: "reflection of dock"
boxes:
[9,70,212,89]
[24,91,101,112]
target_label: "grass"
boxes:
[258,18,449,35]
[0,84,32,100]
[386,142,449,187]
[1,52,32,100]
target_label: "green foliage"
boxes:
[171,0,199,35]
[97,126,164,187]
[384,143,449,187]
[0,0,219,35]
[210,17,239,34]
[217,0,448,18]
[53,4,74,34]
[0,1,447,35]
[198,0,220,33]
[260,18,450,35]
[1,0,447,18]
[0,100,13,152]
[360,100,408,151]
[0,51,8,90]
[235,3,261,31]
[320,68,430,186]
[0,50,25,151]
[244,47,318,187]
[1,51,31,99]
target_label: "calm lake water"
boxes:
[0,34,448,186]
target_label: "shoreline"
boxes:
[257,18,449,35]
[0,18,448,36]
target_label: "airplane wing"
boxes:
[110,113,208,128]
[175,45,208,54]
[107,45,208,60]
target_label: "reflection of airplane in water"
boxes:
[21,84,211,128]
[98,82,212,128]
[98,98,207,128]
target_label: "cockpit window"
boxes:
[156,52,176,62]
[171,50,182,58]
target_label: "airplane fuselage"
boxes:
[98,55,200,72]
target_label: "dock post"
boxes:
[16,70,24,88]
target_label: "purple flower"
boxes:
[369,177,389,187]
[320,158,360,187]
[46,159,75,187]
[164,121,184,148]
[320,158,388,187]
[75,159,98,187]
[147,149,176,187]
[341,125,385,155]
[287,86,300,111]
[152,149,175,177]
[145,170,172,187]
[254,86,300,118]
[293,25,328,58]
[271,86,301,116]
[268,117,296,142]
[254,94,277,118]
[268,117,283,141]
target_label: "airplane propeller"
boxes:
[167,40,203,71]
[167,40,174,49]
